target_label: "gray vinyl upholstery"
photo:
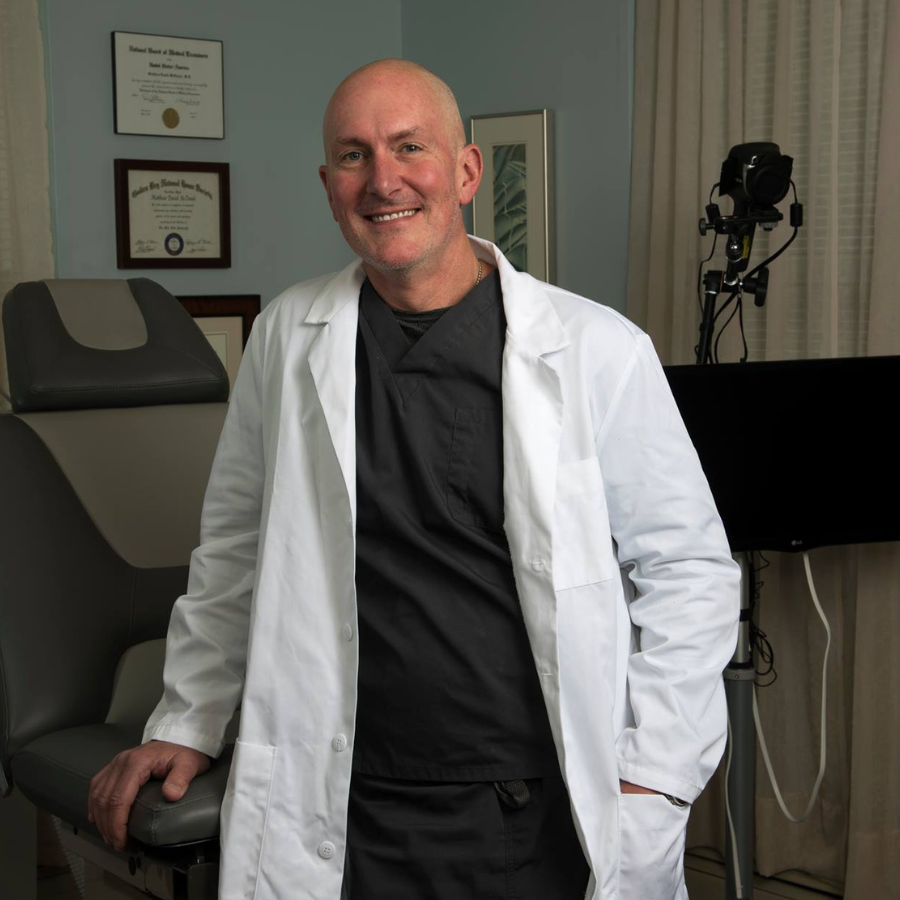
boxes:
[0,277,232,850]
[11,725,233,845]
[21,405,231,567]
[2,278,228,411]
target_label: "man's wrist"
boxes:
[619,779,689,807]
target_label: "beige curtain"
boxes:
[0,0,54,410]
[628,1,900,897]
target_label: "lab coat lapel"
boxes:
[304,262,365,518]
[492,246,569,675]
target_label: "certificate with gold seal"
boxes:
[115,159,231,269]
[112,32,224,139]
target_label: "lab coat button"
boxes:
[342,623,354,641]
[531,558,546,572]
[318,841,336,860]
[332,734,347,752]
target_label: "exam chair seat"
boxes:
[11,724,233,847]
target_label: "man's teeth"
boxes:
[370,210,417,222]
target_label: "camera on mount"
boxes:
[695,142,802,365]
[699,142,794,300]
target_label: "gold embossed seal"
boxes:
[162,108,180,129]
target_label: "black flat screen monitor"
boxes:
[664,356,900,553]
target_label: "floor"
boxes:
[37,863,96,900]
[685,852,843,900]
[35,856,844,900]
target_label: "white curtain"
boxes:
[627,1,900,897]
[0,0,54,410]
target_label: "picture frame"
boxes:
[112,31,225,139]
[470,110,555,283]
[177,294,261,395]
[114,159,231,269]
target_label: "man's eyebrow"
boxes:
[390,127,425,142]
[333,135,369,147]
[332,127,426,147]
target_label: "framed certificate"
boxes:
[177,295,261,396]
[114,159,231,268]
[112,32,224,139]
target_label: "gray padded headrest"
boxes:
[2,278,229,412]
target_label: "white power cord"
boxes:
[722,550,832,897]
[724,708,745,898]
[753,551,831,822]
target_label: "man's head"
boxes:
[319,59,482,279]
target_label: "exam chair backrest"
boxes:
[0,278,229,794]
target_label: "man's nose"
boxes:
[367,150,404,198]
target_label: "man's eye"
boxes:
[342,151,364,162]
[401,144,422,153]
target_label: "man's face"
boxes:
[319,69,474,275]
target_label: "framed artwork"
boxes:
[112,32,225,139]
[470,110,555,283]
[114,159,231,269]
[177,295,260,395]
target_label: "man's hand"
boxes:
[88,740,211,851]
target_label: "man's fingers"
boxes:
[88,764,120,838]
[89,752,152,850]
[87,743,210,849]
[105,780,143,851]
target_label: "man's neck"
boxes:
[363,241,494,312]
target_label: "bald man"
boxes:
[89,60,739,900]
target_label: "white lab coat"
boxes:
[145,238,740,900]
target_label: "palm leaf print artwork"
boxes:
[493,143,527,272]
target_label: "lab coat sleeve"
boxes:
[596,333,740,803]
[143,318,268,759]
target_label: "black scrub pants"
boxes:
[341,772,591,900]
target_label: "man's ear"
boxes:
[319,165,337,220]
[457,143,484,207]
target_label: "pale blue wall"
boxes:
[401,0,634,310]
[41,0,402,305]
[40,1,633,310]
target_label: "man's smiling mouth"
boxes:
[368,209,419,222]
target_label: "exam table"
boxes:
[0,278,233,899]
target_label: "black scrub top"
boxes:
[352,272,560,782]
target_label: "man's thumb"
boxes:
[161,763,192,801]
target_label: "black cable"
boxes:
[699,180,801,364]
[749,550,777,686]
[713,295,742,363]
[710,223,799,343]
[713,294,749,363]
[739,295,748,362]
[697,233,719,316]
[696,182,722,318]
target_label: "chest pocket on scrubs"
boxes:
[446,407,505,534]
[553,457,616,591]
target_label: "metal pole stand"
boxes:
[723,553,756,899]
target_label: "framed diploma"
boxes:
[112,32,224,139]
[177,295,261,396]
[114,159,231,268]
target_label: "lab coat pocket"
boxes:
[616,793,689,900]
[219,739,277,900]
[553,458,616,590]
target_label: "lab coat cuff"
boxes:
[617,761,701,805]
[142,724,226,760]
